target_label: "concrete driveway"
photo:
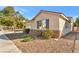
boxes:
[0,31,22,53]
[62,32,79,52]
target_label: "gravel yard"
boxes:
[12,38,74,53]
[5,32,79,53]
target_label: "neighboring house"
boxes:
[26,10,73,38]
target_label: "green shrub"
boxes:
[42,29,53,39]
[23,28,30,34]
[22,35,33,42]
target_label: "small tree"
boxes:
[4,20,13,27]
[3,6,15,16]
[0,6,27,30]
[15,21,24,29]
[74,17,79,27]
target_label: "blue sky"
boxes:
[0,6,79,20]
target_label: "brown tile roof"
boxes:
[40,10,63,14]
[67,16,73,22]
[32,10,63,20]
[31,10,72,23]
[67,17,73,20]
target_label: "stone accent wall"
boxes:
[52,30,60,38]
[30,29,60,38]
[30,30,42,36]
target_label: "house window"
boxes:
[37,19,49,29]
[65,22,69,28]
[37,21,42,29]
[42,19,49,29]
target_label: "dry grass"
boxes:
[12,38,74,53]
[3,28,79,53]
[6,32,79,53]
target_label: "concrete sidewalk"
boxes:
[0,31,22,53]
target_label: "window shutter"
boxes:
[46,19,49,29]
[37,21,39,29]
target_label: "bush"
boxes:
[22,35,33,42]
[24,28,30,34]
[42,29,53,39]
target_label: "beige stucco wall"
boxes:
[31,12,59,30]
[26,20,34,29]
[28,11,72,37]
[59,17,71,37]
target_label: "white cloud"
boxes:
[14,7,28,14]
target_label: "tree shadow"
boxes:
[0,35,9,40]
[5,32,26,40]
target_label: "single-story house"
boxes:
[26,10,73,38]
